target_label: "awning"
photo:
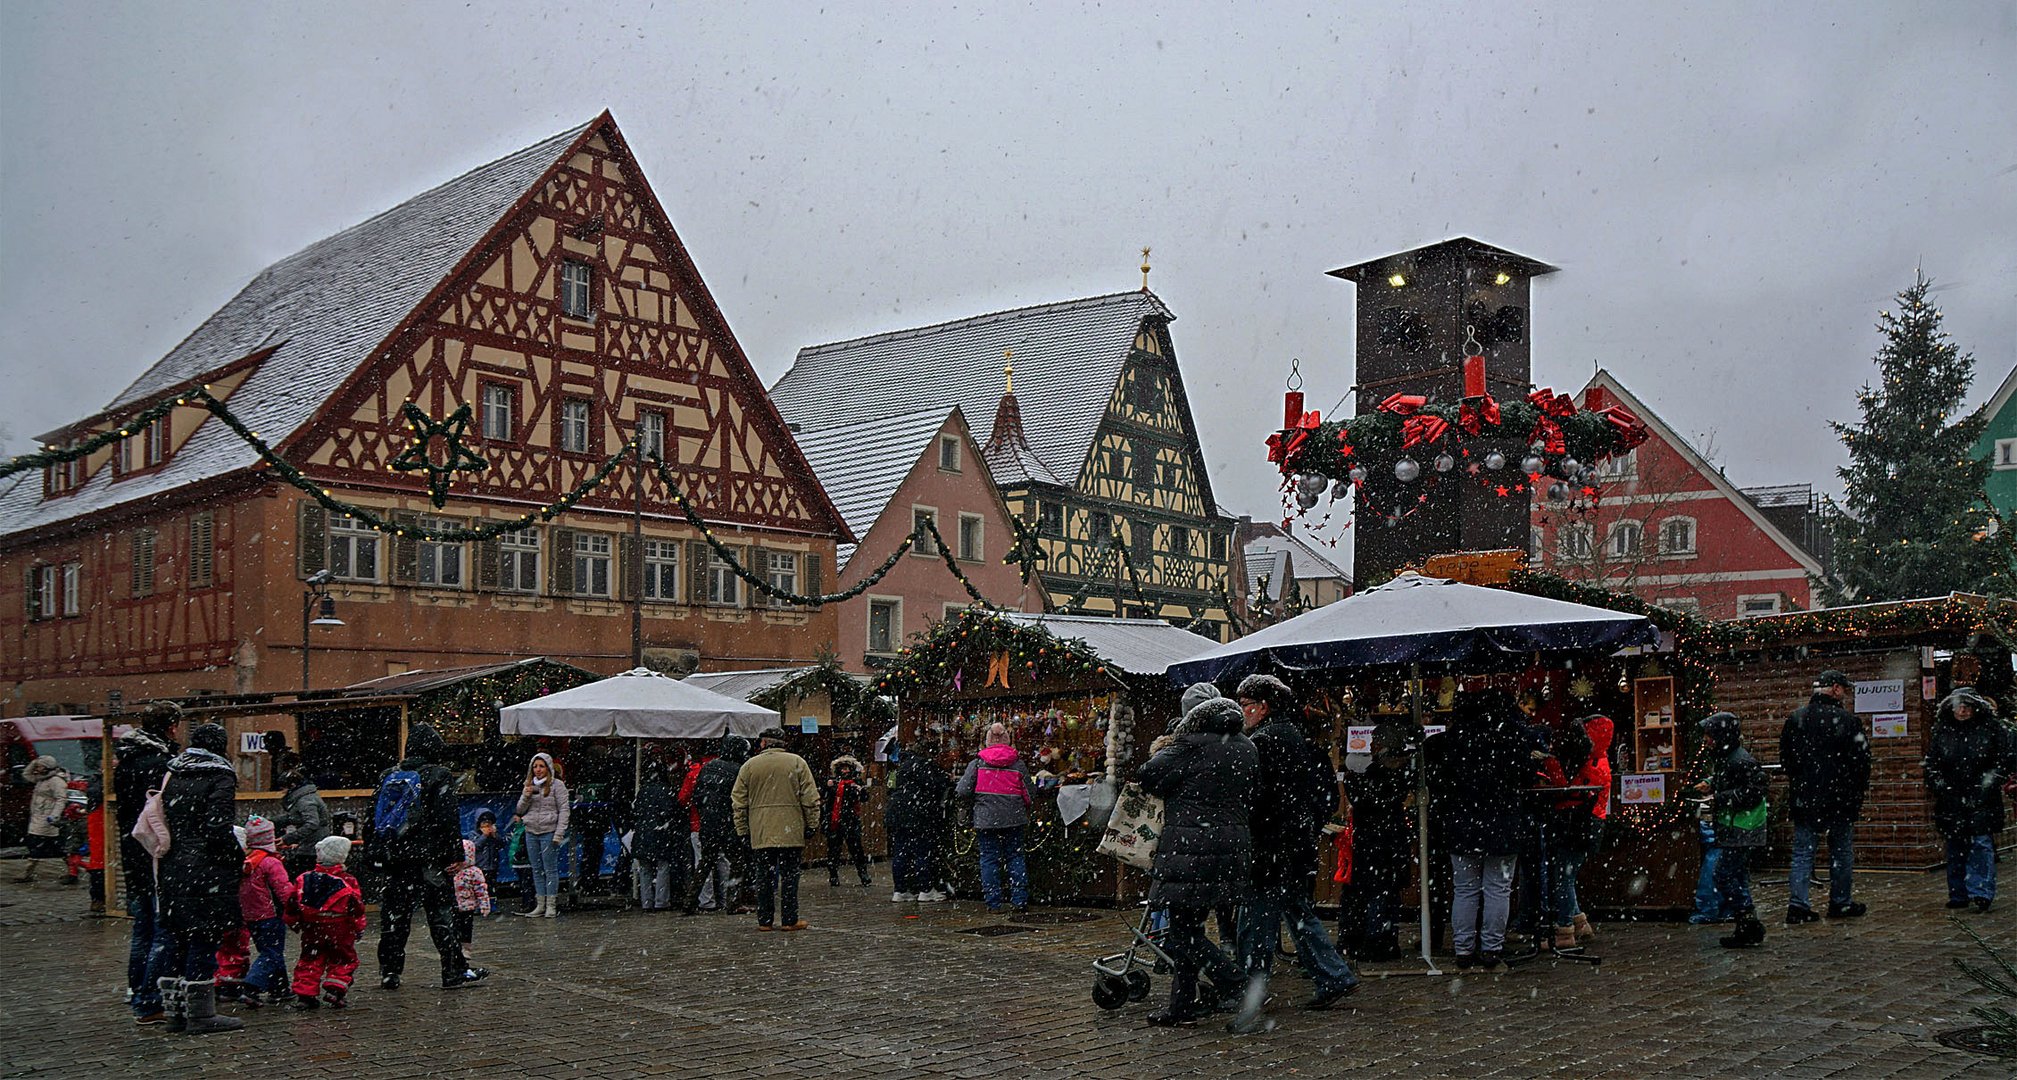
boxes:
[497,668,777,740]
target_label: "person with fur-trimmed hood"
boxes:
[822,755,873,887]
[1924,687,2016,913]
[287,835,366,1009]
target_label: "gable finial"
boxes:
[1140,247,1152,292]
[1003,348,1014,396]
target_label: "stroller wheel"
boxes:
[1091,975,1128,1011]
[1124,969,1151,1002]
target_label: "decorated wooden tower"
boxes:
[1326,237,1558,583]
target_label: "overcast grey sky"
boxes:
[4,2,2013,529]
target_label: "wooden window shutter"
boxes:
[618,534,639,602]
[131,529,155,597]
[688,541,709,604]
[476,524,501,591]
[805,552,823,606]
[189,513,215,589]
[739,547,756,607]
[551,527,576,596]
[390,511,420,584]
[297,502,327,577]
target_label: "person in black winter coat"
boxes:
[1431,691,1533,970]
[684,735,754,915]
[884,747,952,901]
[1232,674,1359,1020]
[369,723,487,990]
[113,721,175,1023]
[1779,670,1872,921]
[1924,687,2016,912]
[1136,697,1258,1026]
[631,763,686,912]
[1339,718,1415,961]
[821,755,872,887]
[1696,711,1769,949]
[153,723,245,1034]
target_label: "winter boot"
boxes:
[1553,926,1580,951]
[1572,913,1596,943]
[1720,911,1766,949]
[1147,969,1209,1027]
[158,977,188,1033]
[12,859,39,884]
[181,979,244,1034]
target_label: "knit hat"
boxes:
[1180,682,1222,718]
[243,816,278,852]
[315,835,353,867]
[1186,698,1245,736]
[189,723,229,754]
[1236,674,1295,715]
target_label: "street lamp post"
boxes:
[301,569,346,689]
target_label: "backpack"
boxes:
[373,769,424,839]
[130,774,173,860]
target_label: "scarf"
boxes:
[828,778,857,828]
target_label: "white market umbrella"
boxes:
[498,667,777,740]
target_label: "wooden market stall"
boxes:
[878,608,1220,906]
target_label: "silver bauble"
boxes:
[1484,451,1507,471]
[1558,457,1580,478]
[1295,489,1321,511]
[1434,453,1457,473]
[1347,465,1368,485]
[1521,454,1545,475]
[1330,479,1351,500]
[1394,457,1421,483]
[1297,473,1328,497]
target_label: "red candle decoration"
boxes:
[1283,390,1304,429]
[1463,354,1487,398]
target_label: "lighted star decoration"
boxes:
[389,401,487,507]
[1002,517,1049,584]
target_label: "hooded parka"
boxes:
[1924,687,2017,839]
[1136,701,1259,910]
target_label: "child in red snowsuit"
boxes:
[286,835,366,1008]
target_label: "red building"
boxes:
[1530,370,1826,619]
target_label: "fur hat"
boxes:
[1180,682,1222,718]
[243,816,278,852]
[1186,698,1245,736]
[189,723,229,755]
[830,755,864,776]
[315,835,353,867]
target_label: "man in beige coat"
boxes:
[732,728,820,931]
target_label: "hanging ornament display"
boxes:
[1393,457,1421,483]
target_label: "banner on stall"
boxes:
[1853,679,1904,714]
[1871,714,1909,739]
[1620,773,1667,806]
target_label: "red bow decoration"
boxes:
[1265,411,1324,467]
[1401,414,1450,448]
[1378,393,1427,416]
[1530,416,1567,455]
[1457,395,1501,436]
[1597,404,1650,450]
[1528,388,1577,418]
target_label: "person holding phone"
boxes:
[515,752,569,918]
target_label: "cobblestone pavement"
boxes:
[1,865,2011,1079]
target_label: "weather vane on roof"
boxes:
[1140,247,1152,292]
[1003,347,1014,396]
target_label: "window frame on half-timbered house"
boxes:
[637,410,666,462]
[326,513,379,583]
[866,596,900,655]
[414,514,464,589]
[763,550,799,607]
[496,528,541,593]
[560,397,594,455]
[559,259,595,321]
[641,538,679,601]
[704,546,743,607]
[481,382,518,443]
[569,531,614,598]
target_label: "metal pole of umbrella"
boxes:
[1411,662,1443,975]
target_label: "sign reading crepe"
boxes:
[1620,773,1667,806]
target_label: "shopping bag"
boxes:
[1094,783,1163,870]
[1332,822,1354,885]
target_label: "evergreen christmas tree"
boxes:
[1821,273,2011,603]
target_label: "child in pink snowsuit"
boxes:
[453,837,492,958]
[287,836,366,1008]
[217,816,296,1005]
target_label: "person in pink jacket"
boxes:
[956,724,1034,913]
[216,816,296,1006]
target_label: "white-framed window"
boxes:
[642,539,679,601]
[328,513,379,582]
[417,515,463,588]
[707,548,741,606]
[1996,438,2017,469]
[957,513,984,562]
[1655,596,1701,615]
[1737,593,1783,618]
[572,532,612,597]
[1530,525,1546,562]
[1659,516,1697,556]
[33,565,59,621]
[1595,449,1637,481]
[762,550,800,607]
[61,562,80,617]
[867,597,900,654]
[943,602,967,622]
[911,506,939,555]
[498,529,540,593]
[938,435,961,472]
[1558,522,1593,560]
[560,259,594,320]
[1608,520,1643,558]
[560,398,592,454]
[638,411,665,462]
[144,418,170,467]
[482,383,516,442]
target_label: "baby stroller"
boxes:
[1089,782,1165,1010]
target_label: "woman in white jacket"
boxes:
[16,756,69,884]
[514,752,570,917]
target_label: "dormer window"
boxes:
[144,417,170,467]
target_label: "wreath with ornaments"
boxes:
[1267,354,1650,527]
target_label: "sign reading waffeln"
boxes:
[1346,725,1376,754]
[1853,679,1905,714]
[1620,773,1667,806]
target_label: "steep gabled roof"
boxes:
[2,119,595,538]
[1586,369,1825,578]
[1979,362,2017,429]
[771,290,1174,489]
[1245,547,1292,602]
[791,406,964,568]
[1244,523,1350,584]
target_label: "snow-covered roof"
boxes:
[998,611,1217,676]
[771,291,1174,490]
[2,120,594,539]
[790,407,965,569]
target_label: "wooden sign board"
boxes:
[1419,549,1527,586]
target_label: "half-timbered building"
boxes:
[1,113,848,715]
[770,291,1240,641]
